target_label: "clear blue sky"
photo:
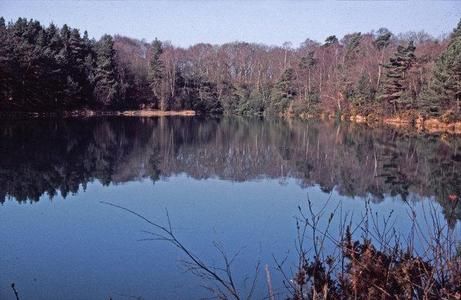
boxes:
[1,1,460,47]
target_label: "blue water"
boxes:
[0,117,459,299]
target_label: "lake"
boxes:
[1,116,460,299]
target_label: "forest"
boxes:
[0,17,460,120]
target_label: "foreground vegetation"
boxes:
[0,17,460,123]
[284,201,461,300]
[101,199,461,300]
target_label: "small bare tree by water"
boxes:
[101,201,260,300]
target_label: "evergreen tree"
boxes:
[340,33,363,108]
[374,28,392,90]
[82,30,96,87]
[374,28,392,50]
[172,68,187,109]
[324,35,338,47]
[0,17,12,102]
[379,41,416,113]
[93,34,119,106]
[269,68,297,114]
[343,32,362,63]
[349,73,375,110]
[422,19,461,115]
[42,23,68,107]
[148,38,166,110]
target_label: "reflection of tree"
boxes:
[0,117,460,223]
[0,118,162,203]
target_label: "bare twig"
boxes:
[11,283,20,300]
[101,201,260,300]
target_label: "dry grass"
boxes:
[281,199,461,300]
[120,110,196,117]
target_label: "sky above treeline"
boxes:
[1,0,460,47]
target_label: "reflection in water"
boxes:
[0,116,460,224]
[1,116,461,299]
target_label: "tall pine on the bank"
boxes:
[379,41,416,113]
[148,38,166,110]
[93,34,119,106]
[374,28,392,90]
[423,20,461,115]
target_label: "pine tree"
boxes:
[173,68,186,108]
[324,35,338,47]
[148,38,166,110]
[269,68,297,114]
[64,29,86,102]
[93,34,119,106]
[349,73,375,110]
[0,17,12,102]
[422,19,461,115]
[374,28,392,90]
[81,30,96,103]
[379,41,416,113]
[343,32,362,63]
[43,23,67,107]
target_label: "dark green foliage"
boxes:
[373,28,392,51]
[422,20,461,115]
[0,17,11,102]
[349,73,376,110]
[379,41,417,112]
[323,35,338,47]
[269,68,297,114]
[0,19,103,110]
[236,89,265,116]
[220,83,265,116]
[94,35,119,106]
[343,32,362,63]
[148,38,166,110]
[193,77,222,114]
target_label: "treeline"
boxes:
[0,17,460,117]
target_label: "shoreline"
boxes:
[2,109,461,135]
[0,109,197,118]
[347,114,461,135]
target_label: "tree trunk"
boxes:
[376,51,384,90]
[457,95,460,113]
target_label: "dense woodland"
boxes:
[1,117,460,225]
[0,17,461,118]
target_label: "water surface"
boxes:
[1,117,460,299]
